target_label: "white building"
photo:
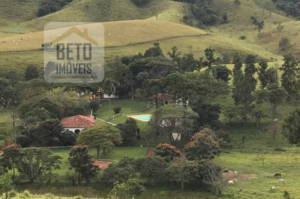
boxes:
[61,115,96,134]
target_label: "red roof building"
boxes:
[61,115,96,134]
[154,93,174,105]
[93,161,112,170]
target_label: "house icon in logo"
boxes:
[51,27,99,46]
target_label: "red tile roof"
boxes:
[61,115,96,128]
[155,93,173,102]
[93,161,112,170]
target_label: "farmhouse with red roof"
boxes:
[61,115,96,134]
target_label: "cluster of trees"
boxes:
[0,144,61,184]
[0,126,225,197]
[175,0,221,26]
[38,0,73,17]
[279,37,292,51]
[106,43,230,107]
[0,65,99,147]
[16,88,90,147]
[251,16,265,33]
[272,0,300,18]
[103,131,224,197]
[228,54,288,125]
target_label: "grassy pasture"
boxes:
[0,20,207,52]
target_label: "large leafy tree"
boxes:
[282,109,300,146]
[258,59,268,89]
[31,98,62,119]
[135,156,168,184]
[232,54,244,105]
[164,73,186,101]
[148,143,181,162]
[116,118,139,146]
[43,88,89,118]
[167,158,199,190]
[192,103,221,130]
[178,53,202,73]
[109,178,145,199]
[182,71,229,106]
[280,54,299,99]
[0,143,21,177]
[16,147,62,183]
[101,158,137,186]
[68,146,98,185]
[34,119,63,146]
[184,128,221,161]
[24,65,39,81]
[149,104,198,144]
[77,124,122,159]
[212,65,232,83]
[0,78,18,108]
[0,173,13,199]
[142,79,165,109]
[265,84,287,118]
[232,54,257,122]
[144,43,164,58]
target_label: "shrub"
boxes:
[185,128,221,161]
[284,190,291,199]
[135,156,168,184]
[0,173,13,198]
[25,65,39,80]
[59,130,77,146]
[109,178,145,199]
[22,190,32,198]
[167,158,199,190]
[149,143,181,162]
[279,37,291,51]
[8,190,17,198]
[116,118,139,146]
[131,0,152,6]
[113,106,122,114]
[274,147,286,152]
[101,158,137,186]
[45,193,55,199]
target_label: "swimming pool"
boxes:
[129,115,152,122]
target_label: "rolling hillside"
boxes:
[1,0,300,72]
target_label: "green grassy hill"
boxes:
[1,0,300,72]
[0,0,40,33]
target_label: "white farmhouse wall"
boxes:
[64,128,85,133]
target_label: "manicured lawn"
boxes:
[96,99,154,134]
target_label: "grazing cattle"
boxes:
[233,179,238,184]
[223,169,229,173]
[271,186,276,191]
[228,180,234,185]
[279,179,285,184]
[234,171,239,175]
[274,173,281,178]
